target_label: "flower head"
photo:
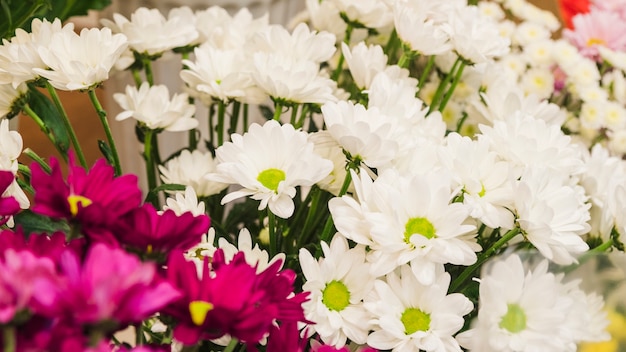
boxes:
[159,149,228,198]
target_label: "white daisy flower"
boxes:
[211,228,285,273]
[329,0,393,29]
[209,120,333,219]
[341,42,387,90]
[393,0,452,56]
[159,149,228,198]
[299,236,375,347]
[163,186,205,216]
[33,27,128,91]
[0,120,29,224]
[512,21,551,47]
[308,130,352,196]
[0,83,26,119]
[305,0,347,40]
[519,67,554,100]
[365,264,473,352]
[457,254,606,352]
[250,23,336,64]
[101,7,198,57]
[195,7,268,50]
[113,82,197,132]
[514,167,590,265]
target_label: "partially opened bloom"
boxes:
[210,120,333,218]
[114,82,197,132]
[33,27,128,90]
[35,243,180,327]
[30,157,143,243]
[164,249,308,346]
[113,203,210,258]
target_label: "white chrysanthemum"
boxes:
[308,131,351,196]
[101,7,198,56]
[329,0,393,29]
[0,83,26,119]
[519,67,554,100]
[33,27,127,91]
[478,1,506,21]
[305,0,347,39]
[442,133,515,229]
[478,111,585,178]
[180,45,265,104]
[604,101,626,130]
[159,149,228,198]
[341,42,387,90]
[114,82,197,132]
[250,23,336,64]
[209,120,333,219]
[299,236,375,347]
[365,265,473,352]
[321,101,399,168]
[215,228,285,273]
[514,168,590,265]
[0,120,29,221]
[448,5,510,64]
[163,186,205,216]
[195,7,268,50]
[579,101,606,130]
[522,39,554,66]
[393,0,452,56]
[0,18,74,88]
[512,21,551,47]
[458,254,607,352]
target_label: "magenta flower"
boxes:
[113,204,210,258]
[35,243,180,328]
[164,250,309,348]
[0,229,85,263]
[30,157,142,243]
[266,322,308,352]
[563,9,626,60]
[0,170,20,226]
[0,249,59,324]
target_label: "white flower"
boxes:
[308,131,352,196]
[0,120,29,221]
[163,186,205,216]
[321,101,399,168]
[329,0,393,29]
[180,45,265,104]
[457,254,606,352]
[195,7,268,50]
[0,83,26,119]
[209,120,333,218]
[393,0,452,56]
[251,23,336,64]
[299,236,375,347]
[33,27,128,91]
[215,228,286,273]
[341,42,387,90]
[159,149,228,197]
[512,21,551,47]
[514,168,590,265]
[101,7,198,56]
[0,18,74,88]
[519,67,554,99]
[113,82,197,132]
[448,5,510,64]
[365,265,473,352]
[305,0,347,39]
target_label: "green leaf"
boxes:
[0,0,48,39]
[144,183,186,205]
[97,140,114,165]
[36,0,111,22]
[13,209,70,236]
[26,86,70,154]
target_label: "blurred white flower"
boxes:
[0,83,26,119]
[34,27,128,91]
[365,265,473,352]
[101,7,198,57]
[209,120,333,219]
[251,23,336,64]
[159,149,228,198]
[341,42,387,90]
[308,131,351,196]
[195,7,268,50]
[114,82,197,132]
[299,236,375,347]
[163,186,205,216]
[393,0,452,56]
[329,0,393,29]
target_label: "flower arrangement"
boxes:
[0,0,625,351]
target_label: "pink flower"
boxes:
[164,250,308,348]
[563,9,626,60]
[0,229,85,263]
[35,243,180,328]
[267,322,308,352]
[0,249,59,323]
[30,157,142,243]
[0,170,20,226]
[113,204,210,259]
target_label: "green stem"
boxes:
[273,101,283,121]
[223,338,239,352]
[295,103,310,129]
[142,58,154,86]
[428,58,460,116]
[298,187,322,244]
[22,148,51,173]
[208,103,216,149]
[88,89,122,176]
[44,81,87,168]
[384,29,400,63]
[563,238,614,274]
[243,104,249,133]
[143,129,158,197]
[290,104,299,125]
[438,60,467,113]
[450,227,521,292]
[131,69,143,86]
[21,104,66,161]
[229,101,241,135]
[418,56,436,90]
[3,326,15,352]
[397,49,415,69]
[268,210,278,258]
[217,100,226,146]
[331,23,354,81]
[319,170,354,244]
[135,324,145,346]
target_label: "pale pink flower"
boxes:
[563,10,626,60]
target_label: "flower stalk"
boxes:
[88,89,122,176]
[2,326,15,352]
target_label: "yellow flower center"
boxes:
[586,37,606,47]
[401,307,431,335]
[67,195,93,216]
[189,300,214,326]
[257,168,286,193]
[322,280,350,312]
[404,217,436,243]
[500,303,527,333]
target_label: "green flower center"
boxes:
[67,194,93,216]
[404,217,436,243]
[499,303,527,333]
[401,307,431,335]
[478,183,486,197]
[322,280,350,312]
[257,168,286,193]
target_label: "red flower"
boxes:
[558,0,590,28]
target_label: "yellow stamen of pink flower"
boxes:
[189,300,214,326]
[586,37,606,47]
[67,195,93,216]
